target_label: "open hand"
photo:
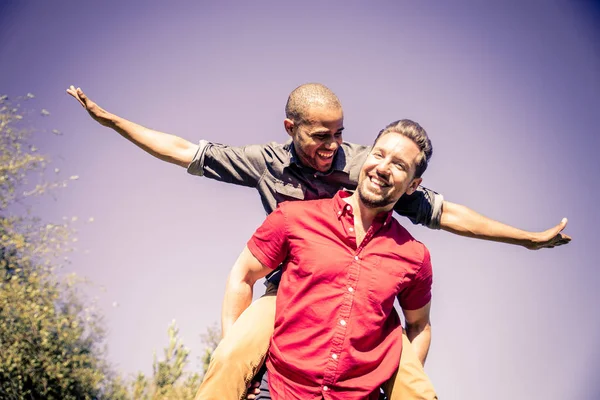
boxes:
[525,218,572,250]
[66,86,112,127]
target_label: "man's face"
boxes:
[286,105,344,173]
[357,132,423,209]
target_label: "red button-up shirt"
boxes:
[247,191,433,400]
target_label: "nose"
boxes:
[324,139,339,151]
[374,159,391,176]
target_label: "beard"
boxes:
[357,182,396,209]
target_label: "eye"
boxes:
[372,152,383,159]
[334,132,342,138]
[394,163,405,170]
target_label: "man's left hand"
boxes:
[524,218,572,250]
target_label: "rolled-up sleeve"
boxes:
[398,246,433,311]
[393,186,444,230]
[187,140,267,188]
[247,205,289,270]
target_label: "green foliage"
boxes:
[199,322,220,377]
[0,95,216,399]
[0,95,125,399]
[0,262,110,399]
[131,321,202,400]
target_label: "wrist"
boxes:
[519,231,540,249]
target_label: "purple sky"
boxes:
[1,1,599,399]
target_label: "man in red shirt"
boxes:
[226,119,434,399]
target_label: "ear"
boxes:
[284,119,295,137]
[405,177,422,196]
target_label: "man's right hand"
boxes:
[66,86,113,127]
[65,85,198,167]
[246,381,261,399]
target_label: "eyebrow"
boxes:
[373,146,410,169]
[311,127,345,136]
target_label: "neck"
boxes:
[347,193,392,229]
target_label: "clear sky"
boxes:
[1,1,599,399]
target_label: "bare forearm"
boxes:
[440,201,570,250]
[405,322,431,365]
[440,201,532,244]
[221,278,253,338]
[68,87,198,167]
[106,113,198,167]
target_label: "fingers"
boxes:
[543,218,571,246]
[557,217,568,232]
[548,218,568,236]
[552,233,571,247]
[66,85,86,108]
[66,85,91,109]
[540,231,572,249]
[557,232,571,242]
[246,381,260,399]
[551,218,571,246]
[526,218,572,250]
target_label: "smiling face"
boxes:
[357,132,423,210]
[285,104,344,172]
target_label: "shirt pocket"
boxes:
[366,259,405,316]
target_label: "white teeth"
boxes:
[317,152,334,158]
[370,176,388,187]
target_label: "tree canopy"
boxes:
[0,95,216,399]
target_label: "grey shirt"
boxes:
[187,140,443,228]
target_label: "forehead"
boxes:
[373,133,421,164]
[302,104,343,128]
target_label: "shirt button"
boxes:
[331,353,338,360]
[314,174,318,178]
[354,256,359,261]
[323,385,329,391]
[348,287,354,293]
[338,211,342,215]
[340,319,347,326]
[349,227,354,232]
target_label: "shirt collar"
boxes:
[284,140,348,175]
[333,190,394,226]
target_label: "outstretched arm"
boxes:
[66,86,198,167]
[440,201,571,250]
[222,246,272,338]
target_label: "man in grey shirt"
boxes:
[67,83,570,400]
[188,138,441,226]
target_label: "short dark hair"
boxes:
[285,83,342,125]
[373,119,433,178]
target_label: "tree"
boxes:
[0,94,217,399]
[0,95,125,399]
[199,322,220,377]
[130,321,202,400]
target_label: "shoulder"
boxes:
[260,141,293,163]
[339,142,371,178]
[340,141,371,159]
[389,220,431,267]
[242,141,288,155]
[205,141,288,155]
